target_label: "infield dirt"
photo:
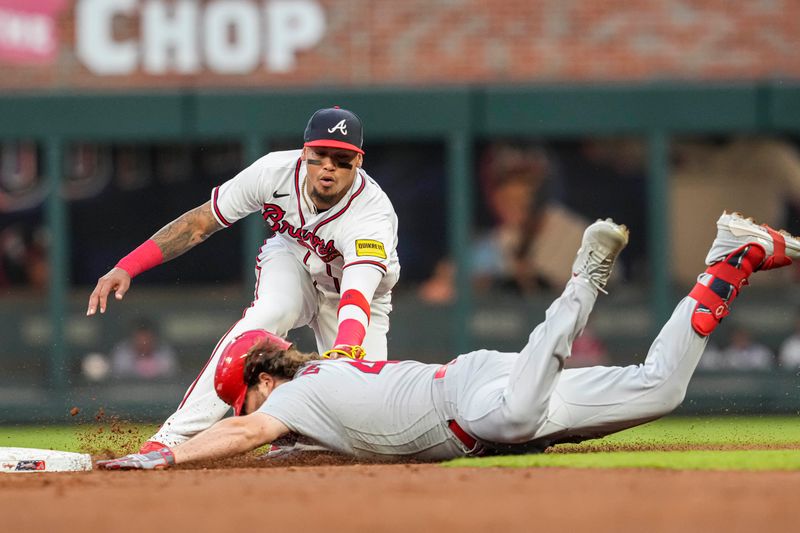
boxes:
[1,462,797,532]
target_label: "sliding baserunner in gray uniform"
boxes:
[99,212,800,469]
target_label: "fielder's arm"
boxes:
[150,201,224,261]
[323,264,383,359]
[87,201,224,315]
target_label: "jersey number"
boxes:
[345,360,398,374]
[299,360,398,377]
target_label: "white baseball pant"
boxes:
[449,277,707,448]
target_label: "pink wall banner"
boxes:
[0,0,66,64]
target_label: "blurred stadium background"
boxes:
[1,0,800,423]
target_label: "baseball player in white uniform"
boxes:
[87,107,400,452]
[99,211,800,469]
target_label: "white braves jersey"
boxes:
[210,149,400,296]
[258,359,465,461]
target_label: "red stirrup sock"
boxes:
[689,243,766,336]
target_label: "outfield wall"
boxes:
[2,83,800,421]
[2,0,799,91]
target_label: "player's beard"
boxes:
[309,171,354,209]
[309,186,338,207]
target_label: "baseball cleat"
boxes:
[689,212,798,337]
[705,211,800,269]
[571,218,629,294]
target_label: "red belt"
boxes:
[448,420,481,453]
[435,362,483,455]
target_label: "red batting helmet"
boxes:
[214,330,292,416]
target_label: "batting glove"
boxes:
[97,447,175,470]
[322,344,367,360]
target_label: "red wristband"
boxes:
[116,240,164,278]
[333,319,366,347]
[338,289,371,322]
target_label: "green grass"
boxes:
[444,415,800,471]
[3,416,800,470]
[446,449,800,471]
[0,426,83,451]
[564,416,800,447]
[0,424,158,455]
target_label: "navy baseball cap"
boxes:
[303,106,364,155]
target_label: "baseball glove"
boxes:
[321,344,367,360]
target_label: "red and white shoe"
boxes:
[690,211,800,336]
[704,211,800,268]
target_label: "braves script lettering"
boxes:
[262,203,341,262]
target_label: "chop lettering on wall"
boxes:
[75,0,326,75]
[4,0,800,89]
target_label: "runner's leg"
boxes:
[458,277,599,443]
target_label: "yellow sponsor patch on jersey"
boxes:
[355,239,387,259]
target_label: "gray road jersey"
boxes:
[258,359,465,461]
